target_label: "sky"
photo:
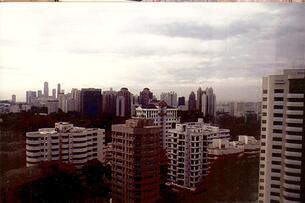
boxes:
[0,3,304,102]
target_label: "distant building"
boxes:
[203,87,216,118]
[139,87,153,107]
[188,91,196,111]
[160,91,178,107]
[178,96,185,106]
[44,99,59,114]
[80,88,102,117]
[52,88,56,98]
[208,136,260,166]
[44,81,49,98]
[37,90,43,98]
[57,83,61,99]
[26,90,37,104]
[116,87,131,117]
[11,94,16,104]
[102,89,117,116]
[216,102,234,116]
[135,101,179,149]
[258,69,305,203]
[26,122,105,168]
[111,118,161,203]
[196,87,204,112]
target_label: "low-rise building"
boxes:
[26,122,105,168]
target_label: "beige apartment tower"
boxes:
[111,118,161,203]
[258,69,305,203]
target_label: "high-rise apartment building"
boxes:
[188,91,196,111]
[111,118,161,203]
[160,91,178,107]
[116,87,131,117]
[26,122,105,168]
[258,69,305,203]
[139,88,153,107]
[80,88,102,117]
[135,101,179,149]
[167,118,209,189]
[44,81,49,98]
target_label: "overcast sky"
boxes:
[0,3,304,102]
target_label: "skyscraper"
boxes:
[160,91,178,107]
[111,118,161,203]
[197,87,204,112]
[178,96,185,106]
[258,69,305,203]
[188,91,196,111]
[102,89,117,116]
[37,90,42,98]
[57,83,61,99]
[26,91,37,104]
[139,87,153,107]
[80,88,102,117]
[116,87,131,117]
[203,87,216,118]
[44,81,49,98]
[11,94,16,104]
[52,88,56,98]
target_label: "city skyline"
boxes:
[0,4,304,101]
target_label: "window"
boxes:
[262,127,266,131]
[274,105,283,109]
[273,121,282,125]
[273,129,282,133]
[272,145,282,149]
[273,113,283,117]
[262,120,267,124]
[274,97,284,101]
[271,176,280,181]
[263,97,267,101]
[271,168,281,173]
[274,89,284,93]
[263,90,268,94]
[263,105,267,109]
[272,137,282,141]
[272,153,281,157]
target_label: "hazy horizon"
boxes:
[0,3,304,102]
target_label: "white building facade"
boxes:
[167,118,230,189]
[258,69,305,203]
[26,122,105,168]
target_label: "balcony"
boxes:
[285,143,302,149]
[284,166,301,174]
[284,159,301,166]
[284,151,302,157]
[286,118,303,124]
[287,93,304,99]
[286,134,302,141]
[26,139,41,145]
[283,183,300,190]
[286,126,303,132]
[286,110,303,116]
[287,102,304,107]
[283,191,300,199]
[284,174,301,182]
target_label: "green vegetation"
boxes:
[1,160,111,203]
